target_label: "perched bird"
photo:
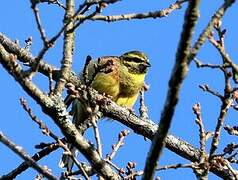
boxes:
[59,51,150,171]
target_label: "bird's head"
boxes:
[120,51,151,74]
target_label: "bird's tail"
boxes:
[59,145,78,171]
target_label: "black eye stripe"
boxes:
[125,57,144,63]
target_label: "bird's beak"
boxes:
[145,61,151,67]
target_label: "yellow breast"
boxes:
[116,66,146,107]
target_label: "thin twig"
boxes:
[76,0,188,22]
[31,0,66,9]
[107,130,130,161]
[189,0,235,63]
[199,84,223,100]
[193,58,228,69]
[193,103,206,161]
[193,103,209,179]
[0,142,59,179]
[157,163,194,171]
[139,88,149,120]
[72,6,101,31]
[209,90,233,158]
[124,171,143,180]
[0,132,57,180]
[224,125,238,136]
[20,98,59,140]
[222,143,238,158]
[91,110,103,157]
[31,3,48,45]
[208,28,238,78]
[105,160,124,178]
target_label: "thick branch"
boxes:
[99,98,234,179]
[142,1,200,179]
[54,0,75,94]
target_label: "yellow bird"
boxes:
[59,51,150,170]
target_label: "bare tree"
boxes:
[0,0,238,179]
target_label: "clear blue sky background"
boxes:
[1,0,238,179]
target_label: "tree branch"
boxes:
[54,0,75,94]
[142,1,200,179]
[76,0,188,22]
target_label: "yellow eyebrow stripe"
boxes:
[126,54,146,61]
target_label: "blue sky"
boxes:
[1,0,238,179]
